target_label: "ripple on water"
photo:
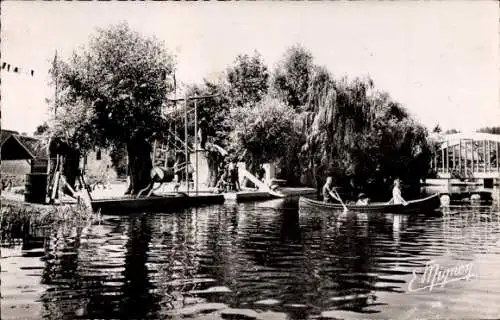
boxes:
[3,196,500,319]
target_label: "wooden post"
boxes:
[185,95,189,195]
[446,144,449,172]
[465,140,468,176]
[472,140,475,174]
[50,155,62,203]
[441,147,445,173]
[495,141,500,171]
[194,98,198,194]
[471,140,474,174]
[152,140,157,166]
[53,51,58,118]
[459,139,462,172]
[485,140,488,172]
[483,140,486,173]
[471,140,474,172]
[452,143,456,171]
[434,155,437,172]
[488,140,491,172]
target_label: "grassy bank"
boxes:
[1,197,97,242]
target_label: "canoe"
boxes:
[91,192,224,214]
[269,187,317,198]
[299,193,441,214]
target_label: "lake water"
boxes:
[2,191,500,320]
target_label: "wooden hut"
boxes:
[1,129,49,203]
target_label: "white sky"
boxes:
[1,2,499,135]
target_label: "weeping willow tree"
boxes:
[270,46,433,198]
[295,75,432,198]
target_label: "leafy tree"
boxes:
[445,129,460,134]
[180,80,232,186]
[226,52,269,108]
[272,45,314,109]
[109,143,128,178]
[227,97,300,174]
[477,126,500,135]
[34,122,50,136]
[168,53,270,186]
[50,23,175,194]
[298,74,432,199]
[432,124,442,134]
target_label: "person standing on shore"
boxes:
[230,160,240,192]
[257,164,266,182]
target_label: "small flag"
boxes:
[1,62,35,77]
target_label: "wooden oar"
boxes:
[333,189,348,212]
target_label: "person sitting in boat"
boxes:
[356,193,370,205]
[391,178,408,206]
[322,176,342,203]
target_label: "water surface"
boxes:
[2,193,500,319]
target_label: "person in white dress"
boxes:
[392,179,408,206]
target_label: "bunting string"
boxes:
[1,61,35,76]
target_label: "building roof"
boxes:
[0,129,19,144]
[1,130,48,160]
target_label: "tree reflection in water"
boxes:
[40,224,85,319]
[120,215,159,319]
[26,201,444,319]
[39,216,159,320]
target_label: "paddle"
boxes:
[332,189,348,213]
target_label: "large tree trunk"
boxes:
[62,148,81,196]
[125,139,153,195]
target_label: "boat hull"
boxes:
[299,193,441,214]
[91,193,224,214]
[269,187,317,198]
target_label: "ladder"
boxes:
[154,94,217,193]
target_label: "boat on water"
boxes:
[268,186,317,198]
[299,193,441,214]
[90,192,224,214]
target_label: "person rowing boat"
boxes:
[322,176,348,212]
[322,177,339,203]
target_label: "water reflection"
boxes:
[2,198,500,319]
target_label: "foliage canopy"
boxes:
[50,23,176,194]
[51,23,175,149]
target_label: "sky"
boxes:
[1,2,499,135]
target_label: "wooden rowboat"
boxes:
[268,187,317,198]
[299,193,441,214]
[91,192,224,215]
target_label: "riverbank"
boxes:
[1,192,96,242]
